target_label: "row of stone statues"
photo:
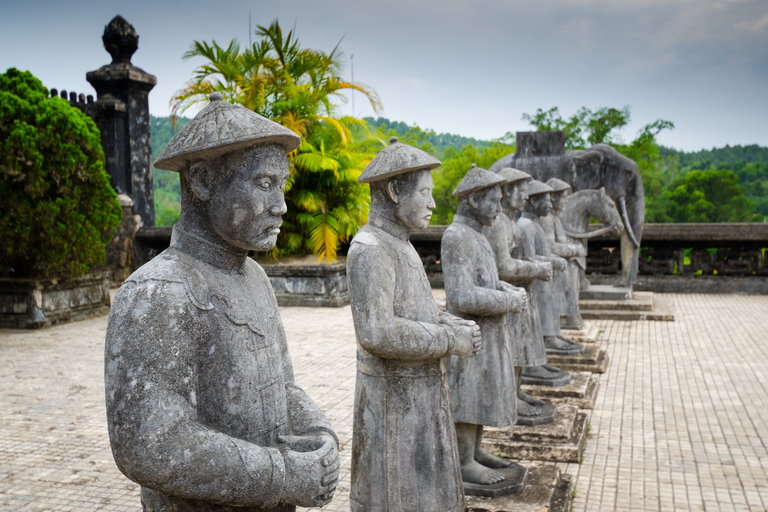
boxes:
[104,94,625,511]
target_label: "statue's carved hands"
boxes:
[610,223,623,236]
[575,244,587,258]
[439,311,475,328]
[278,434,340,507]
[536,261,554,281]
[451,322,482,358]
[551,256,567,272]
[505,286,528,313]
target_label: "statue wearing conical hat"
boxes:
[442,164,528,487]
[347,137,479,511]
[105,93,340,512]
[518,181,585,360]
[542,178,587,329]
[482,168,560,425]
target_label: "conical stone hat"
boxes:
[452,164,506,197]
[154,92,301,172]
[497,167,532,184]
[546,177,571,192]
[358,136,441,183]
[527,179,554,197]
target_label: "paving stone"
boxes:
[1,293,768,511]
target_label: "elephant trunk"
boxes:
[618,196,640,248]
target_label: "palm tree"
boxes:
[171,20,382,261]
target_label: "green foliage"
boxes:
[172,20,382,260]
[666,170,759,222]
[431,143,516,225]
[0,68,121,279]
[150,115,189,227]
[364,117,494,159]
[522,106,633,149]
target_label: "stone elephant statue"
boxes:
[565,144,644,289]
[490,133,644,289]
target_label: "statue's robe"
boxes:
[347,215,464,512]
[484,212,547,367]
[538,215,581,318]
[442,214,517,426]
[518,212,560,337]
[105,228,336,512]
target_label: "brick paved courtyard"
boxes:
[1,293,768,511]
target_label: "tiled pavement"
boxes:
[1,293,768,511]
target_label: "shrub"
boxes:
[0,68,121,280]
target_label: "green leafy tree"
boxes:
[666,169,758,222]
[523,106,677,222]
[171,20,382,260]
[150,115,189,227]
[0,68,121,279]
[431,143,516,224]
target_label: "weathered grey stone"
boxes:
[518,181,585,356]
[490,132,645,291]
[105,94,339,511]
[483,405,589,463]
[483,170,559,427]
[465,462,573,512]
[442,166,528,489]
[546,345,609,373]
[347,143,478,511]
[558,189,622,294]
[86,16,157,226]
[0,273,110,329]
[541,179,587,330]
[463,464,528,497]
[522,371,600,409]
[105,194,143,285]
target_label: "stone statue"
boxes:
[105,93,340,512]
[483,168,559,425]
[347,137,481,511]
[442,164,528,485]
[558,188,623,291]
[518,181,584,356]
[542,178,588,330]
[490,132,644,290]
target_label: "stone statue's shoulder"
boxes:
[350,225,383,249]
[443,221,476,245]
[122,248,213,311]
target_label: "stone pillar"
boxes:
[514,131,566,183]
[87,16,157,226]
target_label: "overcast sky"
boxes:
[2,0,766,151]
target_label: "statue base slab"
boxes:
[464,462,528,497]
[520,367,571,387]
[579,290,675,321]
[483,405,588,463]
[523,371,599,409]
[515,402,558,426]
[579,284,632,300]
[560,321,601,343]
[465,462,573,512]
[546,344,608,373]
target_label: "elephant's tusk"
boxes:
[565,226,619,239]
[618,196,640,248]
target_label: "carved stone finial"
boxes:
[102,15,139,65]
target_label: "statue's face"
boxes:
[475,185,503,227]
[208,144,289,252]
[532,193,552,217]
[394,170,436,230]
[508,180,529,212]
[551,190,569,212]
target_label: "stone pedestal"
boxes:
[464,463,528,497]
[465,462,573,512]
[523,371,599,409]
[560,321,601,343]
[579,290,675,321]
[483,405,589,463]
[261,259,349,307]
[547,344,608,373]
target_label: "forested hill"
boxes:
[660,144,768,168]
[364,117,495,158]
